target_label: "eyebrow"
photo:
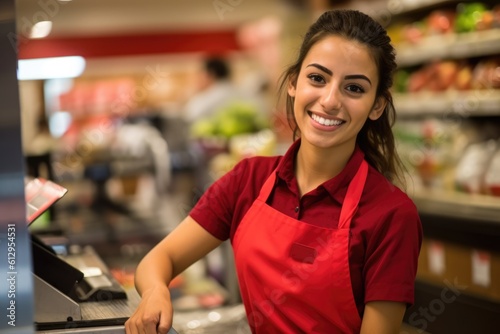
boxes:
[307,63,332,75]
[345,75,372,86]
[306,63,372,86]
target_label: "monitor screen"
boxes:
[25,178,67,225]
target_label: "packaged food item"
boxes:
[394,119,459,190]
[471,58,500,90]
[454,140,497,194]
[484,144,500,196]
[407,60,465,93]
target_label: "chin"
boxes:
[302,134,337,149]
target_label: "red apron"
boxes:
[232,160,368,333]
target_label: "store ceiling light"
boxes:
[30,21,53,39]
[18,56,86,80]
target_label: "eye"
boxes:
[307,74,325,84]
[346,84,365,94]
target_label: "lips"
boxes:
[309,112,344,127]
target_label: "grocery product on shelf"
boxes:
[391,2,500,44]
[394,119,461,190]
[390,2,500,125]
[406,60,463,93]
[394,117,500,197]
[209,129,277,179]
[396,57,499,94]
[428,9,456,35]
[454,139,497,194]
[454,2,489,33]
[190,101,269,139]
[483,144,500,196]
[471,57,500,89]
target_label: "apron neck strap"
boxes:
[338,160,368,229]
[257,169,278,202]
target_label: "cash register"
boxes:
[27,178,179,333]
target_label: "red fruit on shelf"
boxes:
[428,10,456,35]
[403,23,425,44]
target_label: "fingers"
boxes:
[125,285,173,334]
[157,312,173,334]
[125,303,173,334]
[125,313,160,334]
[143,315,161,334]
[125,309,145,334]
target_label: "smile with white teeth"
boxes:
[310,113,344,126]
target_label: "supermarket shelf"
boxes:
[396,29,500,67]
[410,188,500,224]
[393,90,500,117]
[406,279,500,334]
[389,0,458,16]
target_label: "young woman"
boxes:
[125,9,422,334]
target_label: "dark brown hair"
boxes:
[278,9,406,186]
[205,57,230,80]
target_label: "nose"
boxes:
[319,85,342,111]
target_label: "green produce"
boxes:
[190,119,217,137]
[454,2,487,33]
[190,101,268,139]
[394,70,411,93]
[217,116,255,138]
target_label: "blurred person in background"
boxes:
[25,114,58,221]
[184,56,238,123]
[25,114,57,181]
[24,114,58,224]
[176,56,237,177]
[126,9,422,334]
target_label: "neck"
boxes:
[295,140,355,197]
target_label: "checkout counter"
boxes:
[31,232,179,334]
[32,233,251,333]
[21,176,146,333]
[31,230,250,334]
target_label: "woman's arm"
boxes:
[135,215,223,293]
[125,216,223,334]
[360,301,406,334]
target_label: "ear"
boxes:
[287,76,297,98]
[368,96,387,121]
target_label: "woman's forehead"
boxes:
[303,36,378,75]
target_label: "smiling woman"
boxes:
[279,9,403,187]
[126,9,422,334]
[287,35,385,167]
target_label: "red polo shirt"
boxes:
[190,139,422,316]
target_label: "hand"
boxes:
[125,285,173,334]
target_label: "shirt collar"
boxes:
[276,138,365,203]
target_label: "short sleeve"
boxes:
[363,200,423,306]
[189,158,248,241]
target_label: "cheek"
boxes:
[294,84,316,104]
